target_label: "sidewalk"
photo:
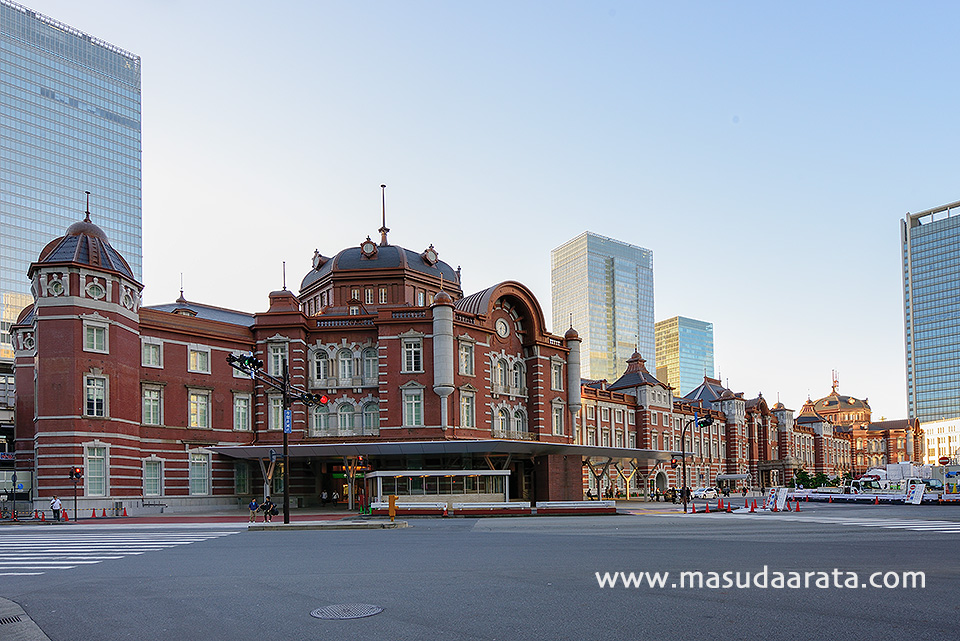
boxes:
[1,506,364,526]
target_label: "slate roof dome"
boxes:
[564,326,580,340]
[300,243,459,291]
[33,211,137,282]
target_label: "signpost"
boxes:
[939,456,951,466]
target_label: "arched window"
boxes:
[512,362,524,390]
[513,409,527,433]
[338,404,354,432]
[497,409,509,433]
[312,405,329,436]
[496,360,508,388]
[314,350,330,381]
[338,349,354,380]
[362,348,378,382]
[362,403,380,435]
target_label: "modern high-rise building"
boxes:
[902,200,960,424]
[551,232,655,383]
[0,0,141,363]
[654,315,714,396]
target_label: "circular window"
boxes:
[23,335,35,350]
[49,279,64,296]
[122,291,135,309]
[86,282,105,300]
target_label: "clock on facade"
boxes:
[495,318,510,338]
[361,239,378,257]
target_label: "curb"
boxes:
[247,520,408,531]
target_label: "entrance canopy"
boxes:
[208,440,675,462]
[716,474,750,481]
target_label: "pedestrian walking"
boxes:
[50,496,62,521]
[321,490,328,507]
[331,490,340,506]
[247,497,259,522]
[261,496,276,523]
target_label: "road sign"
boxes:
[939,456,951,465]
[283,408,292,433]
[269,448,277,463]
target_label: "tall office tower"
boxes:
[902,200,960,424]
[551,232,655,383]
[0,0,141,363]
[654,315,714,396]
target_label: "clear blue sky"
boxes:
[26,1,960,420]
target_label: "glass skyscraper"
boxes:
[551,232,655,383]
[902,200,960,424]
[654,315,714,396]
[0,0,141,362]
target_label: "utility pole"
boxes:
[227,353,328,525]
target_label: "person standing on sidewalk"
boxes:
[247,497,259,523]
[50,496,62,521]
[261,496,276,523]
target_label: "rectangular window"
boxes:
[553,405,564,435]
[86,376,106,417]
[627,412,635,425]
[403,389,423,426]
[458,342,475,376]
[651,412,658,425]
[460,392,475,428]
[351,288,360,301]
[188,391,211,428]
[402,339,422,372]
[188,347,210,373]
[269,396,283,430]
[379,287,387,304]
[234,394,251,431]
[601,407,610,422]
[189,452,210,495]
[417,291,425,306]
[235,461,249,494]
[551,362,563,390]
[269,344,286,376]
[142,387,162,425]
[587,406,596,420]
[365,288,374,305]
[315,353,329,381]
[87,446,107,496]
[84,324,107,353]
[615,409,624,423]
[142,341,161,367]
[144,460,161,496]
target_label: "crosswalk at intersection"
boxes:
[0,531,237,576]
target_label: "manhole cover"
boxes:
[310,604,383,620]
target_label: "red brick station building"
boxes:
[10,206,920,513]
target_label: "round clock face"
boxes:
[361,241,377,255]
[495,318,510,338]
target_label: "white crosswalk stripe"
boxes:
[0,531,237,576]
[722,513,960,533]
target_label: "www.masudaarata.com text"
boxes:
[595,567,925,589]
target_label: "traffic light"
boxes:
[670,458,679,470]
[69,467,83,480]
[227,353,263,372]
[304,393,329,406]
[697,416,714,428]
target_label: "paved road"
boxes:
[0,502,957,641]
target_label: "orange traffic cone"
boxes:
[829,495,833,503]
[750,500,757,513]
[704,502,710,513]
[122,507,128,517]
[442,505,448,517]
[102,508,107,518]
[795,500,801,512]
[726,502,733,513]
[34,510,39,519]
[691,501,697,513]
[718,498,724,510]
[805,495,809,502]
[874,496,879,505]
[62,510,69,522]
[744,497,749,509]
[91,508,97,518]
[41,511,45,522]
[785,501,792,511]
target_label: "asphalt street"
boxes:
[1,502,958,641]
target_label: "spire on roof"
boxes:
[378,184,390,246]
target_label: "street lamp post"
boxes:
[680,409,714,514]
[227,353,329,525]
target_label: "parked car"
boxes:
[692,487,718,500]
